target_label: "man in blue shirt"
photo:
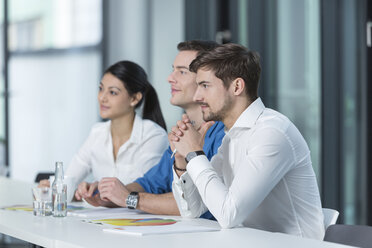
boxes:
[135,122,224,195]
[83,41,225,217]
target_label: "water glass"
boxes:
[32,187,52,216]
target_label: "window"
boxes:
[8,0,102,51]
[186,0,370,225]
[5,0,103,181]
[276,0,321,181]
[0,0,7,173]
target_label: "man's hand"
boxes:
[169,114,192,154]
[98,177,129,207]
[84,192,116,207]
[171,119,214,158]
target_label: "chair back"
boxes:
[324,224,372,248]
[322,208,339,230]
[34,172,54,183]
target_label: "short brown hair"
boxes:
[177,40,220,56]
[189,43,261,100]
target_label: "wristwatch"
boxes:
[126,192,139,209]
[185,150,206,164]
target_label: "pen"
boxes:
[171,149,177,158]
[92,189,99,197]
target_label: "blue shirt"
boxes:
[135,121,225,219]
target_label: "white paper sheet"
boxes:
[68,207,146,218]
[102,219,220,236]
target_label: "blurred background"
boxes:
[0,0,371,227]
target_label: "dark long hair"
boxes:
[104,61,166,130]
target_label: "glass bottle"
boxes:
[52,161,67,217]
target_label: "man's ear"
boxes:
[130,92,143,107]
[231,78,245,96]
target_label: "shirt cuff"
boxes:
[186,155,211,182]
[172,167,198,218]
[172,166,195,193]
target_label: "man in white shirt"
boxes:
[170,43,325,239]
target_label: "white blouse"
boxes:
[66,115,168,186]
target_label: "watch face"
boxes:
[186,152,196,163]
[126,192,138,209]
[186,151,205,163]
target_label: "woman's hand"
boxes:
[38,179,50,188]
[75,181,97,200]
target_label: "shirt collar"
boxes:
[128,114,143,145]
[106,114,143,145]
[229,97,265,131]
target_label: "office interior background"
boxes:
[0,0,371,226]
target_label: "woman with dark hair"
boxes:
[40,61,168,200]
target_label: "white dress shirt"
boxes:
[66,114,168,186]
[172,98,324,240]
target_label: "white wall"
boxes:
[9,52,100,182]
[150,0,185,131]
[106,0,184,131]
[106,0,150,71]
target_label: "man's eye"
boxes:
[203,84,209,88]
[110,91,118,95]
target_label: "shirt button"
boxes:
[183,180,186,184]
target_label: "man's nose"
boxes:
[193,87,203,102]
[167,71,175,84]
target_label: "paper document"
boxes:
[1,204,87,213]
[69,207,146,218]
[1,205,33,212]
[86,217,220,236]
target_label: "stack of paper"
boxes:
[69,207,146,218]
[85,217,221,236]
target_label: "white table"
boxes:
[0,176,353,248]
